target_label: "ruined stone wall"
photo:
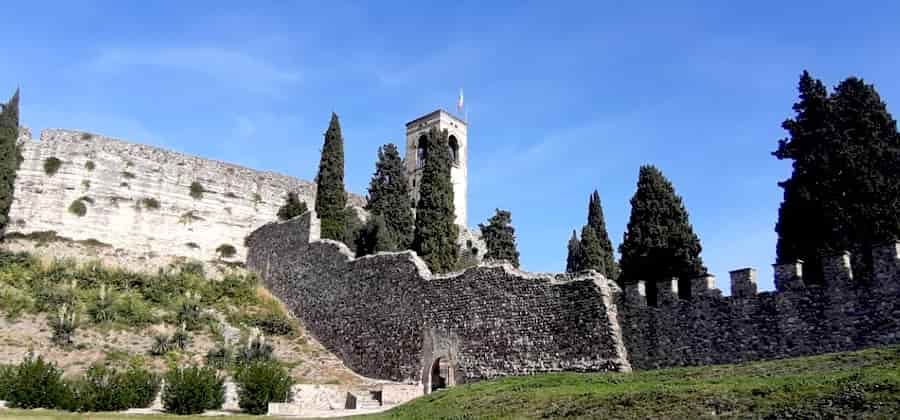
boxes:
[619,245,900,369]
[246,212,630,384]
[9,128,364,262]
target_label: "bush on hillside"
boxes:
[5,354,68,409]
[75,364,161,412]
[235,361,294,414]
[162,366,225,415]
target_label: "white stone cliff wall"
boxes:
[8,128,364,262]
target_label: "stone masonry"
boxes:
[246,212,631,388]
[8,128,364,261]
[247,212,900,385]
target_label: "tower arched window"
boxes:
[416,135,427,169]
[448,135,460,165]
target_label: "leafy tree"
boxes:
[277,192,308,221]
[315,113,347,241]
[412,127,459,273]
[565,230,583,273]
[774,72,900,282]
[581,191,619,279]
[0,89,20,231]
[619,165,706,288]
[355,214,398,257]
[366,143,414,249]
[235,361,293,415]
[479,209,520,268]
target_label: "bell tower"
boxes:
[405,109,468,227]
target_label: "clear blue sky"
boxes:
[3,1,899,292]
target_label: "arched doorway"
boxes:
[425,357,455,394]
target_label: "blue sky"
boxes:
[3,1,899,292]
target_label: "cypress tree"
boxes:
[354,214,397,257]
[277,192,308,221]
[365,143,414,249]
[314,113,347,241]
[619,165,706,286]
[0,89,19,232]
[774,72,900,281]
[412,127,458,273]
[582,190,620,279]
[479,208,520,268]
[579,225,603,274]
[565,230,583,273]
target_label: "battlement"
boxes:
[621,241,900,307]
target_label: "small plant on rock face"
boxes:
[88,284,115,323]
[190,181,205,200]
[84,160,95,171]
[225,192,238,199]
[49,305,77,347]
[81,179,90,190]
[216,244,236,259]
[139,197,160,210]
[171,325,192,351]
[44,157,62,176]
[121,171,135,179]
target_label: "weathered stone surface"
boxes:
[8,128,364,262]
[619,242,900,369]
[246,212,631,384]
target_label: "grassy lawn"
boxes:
[2,345,899,419]
[357,345,900,419]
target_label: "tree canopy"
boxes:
[479,209,520,268]
[412,127,459,273]
[314,113,348,241]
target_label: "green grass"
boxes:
[359,345,900,419]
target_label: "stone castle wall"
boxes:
[618,246,900,369]
[245,212,631,384]
[246,211,900,382]
[8,128,364,262]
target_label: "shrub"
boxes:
[235,361,294,415]
[0,364,15,400]
[150,334,171,356]
[88,284,115,323]
[277,192,308,221]
[177,291,203,330]
[81,179,90,189]
[179,210,203,224]
[252,193,262,204]
[0,285,34,319]
[112,290,154,326]
[68,199,87,217]
[44,157,62,176]
[253,313,294,336]
[84,160,95,171]
[162,366,225,415]
[216,244,236,259]
[205,346,232,370]
[185,242,200,249]
[122,171,136,179]
[6,354,67,409]
[80,132,93,140]
[235,331,274,366]
[49,305,77,346]
[171,327,192,351]
[190,182,205,200]
[225,192,238,199]
[120,182,129,188]
[77,364,161,411]
[140,197,160,210]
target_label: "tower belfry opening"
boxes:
[405,110,468,227]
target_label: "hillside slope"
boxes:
[359,345,900,419]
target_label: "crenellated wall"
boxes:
[619,244,900,369]
[245,212,631,385]
[8,128,364,261]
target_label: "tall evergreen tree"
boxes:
[565,230,583,273]
[479,209,520,268]
[582,190,620,279]
[619,165,706,287]
[315,113,347,241]
[365,143,414,249]
[774,72,900,281]
[0,89,19,232]
[354,214,397,257]
[579,225,603,274]
[412,127,458,273]
[773,71,836,283]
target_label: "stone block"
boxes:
[774,261,804,292]
[658,278,679,305]
[691,274,718,297]
[822,252,853,290]
[268,402,303,416]
[729,268,757,298]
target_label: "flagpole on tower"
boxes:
[457,88,467,124]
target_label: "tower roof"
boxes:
[405,109,467,128]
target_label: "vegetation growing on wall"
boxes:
[139,197,160,210]
[276,192,307,221]
[84,161,95,171]
[190,181,205,200]
[216,244,236,259]
[479,209,520,268]
[121,171,135,179]
[67,199,87,217]
[43,157,62,176]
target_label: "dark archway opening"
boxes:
[429,357,451,393]
[448,135,460,165]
